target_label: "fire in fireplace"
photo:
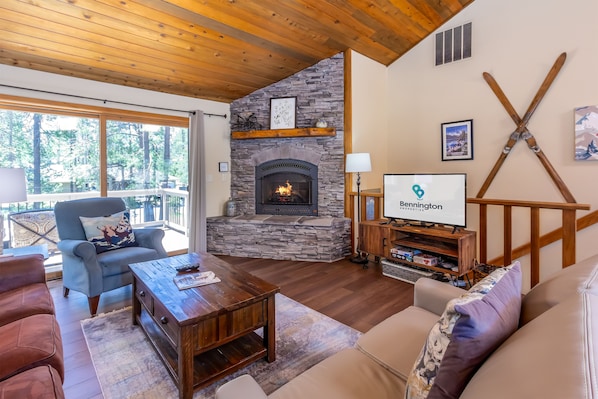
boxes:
[255,159,318,215]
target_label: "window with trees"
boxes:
[0,95,189,253]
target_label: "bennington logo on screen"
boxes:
[412,184,425,199]
[399,184,443,211]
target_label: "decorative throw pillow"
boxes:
[79,211,138,253]
[405,262,522,399]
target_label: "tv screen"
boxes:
[383,173,466,227]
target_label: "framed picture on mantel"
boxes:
[270,97,296,129]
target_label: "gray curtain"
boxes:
[188,110,207,253]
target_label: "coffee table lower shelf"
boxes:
[137,309,268,392]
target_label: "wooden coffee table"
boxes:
[129,252,280,399]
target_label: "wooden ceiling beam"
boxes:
[148,0,334,63]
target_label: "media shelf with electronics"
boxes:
[358,172,476,280]
[359,220,477,278]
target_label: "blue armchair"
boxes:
[54,197,167,316]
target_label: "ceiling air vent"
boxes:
[435,22,472,66]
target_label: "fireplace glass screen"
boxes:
[255,159,318,215]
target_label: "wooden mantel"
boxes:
[231,127,336,140]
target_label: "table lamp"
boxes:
[345,153,371,264]
[0,168,28,255]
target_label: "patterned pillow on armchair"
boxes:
[79,211,138,253]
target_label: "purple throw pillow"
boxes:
[406,262,522,399]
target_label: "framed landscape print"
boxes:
[441,119,473,161]
[270,97,296,129]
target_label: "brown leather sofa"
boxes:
[0,254,65,398]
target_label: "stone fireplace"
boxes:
[206,53,351,261]
[255,159,318,216]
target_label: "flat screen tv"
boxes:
[383,173,467,228]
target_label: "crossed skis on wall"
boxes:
[477,52,576,203]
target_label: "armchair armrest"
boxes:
[58,239,105,297]
[413,278,465,316]
[133,228,167,257]
[0,254,46,293]
[57,239,98,261]
[216,375,268,399]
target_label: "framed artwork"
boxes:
[574,105,598,160]
[270,97,297,129]
[441,119,473,161]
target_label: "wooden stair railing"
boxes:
[467,198,590,287]
[484,208,598,270]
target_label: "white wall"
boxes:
[0,65,231,216]
[382,0,598,289]
[350,51,388,191]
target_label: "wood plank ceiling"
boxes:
[0,0,474,103]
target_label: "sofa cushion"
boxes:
[356,306,441,380]
[405,262,522,399]
[0,283,54,327]
[0,314,64,382]
[461,291,598,399]
[269,348,406,399]
[520,253,598,325]
[0,365,64,399]
[0,254,47,294]
[79,210,138,253]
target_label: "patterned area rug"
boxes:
[81,293,361,399]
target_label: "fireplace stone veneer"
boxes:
[207,215,351,262]
[206,53,349,261]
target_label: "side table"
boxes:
[3,244,49,259]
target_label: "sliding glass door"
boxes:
[105,120,189,233]
[0,97,189,255]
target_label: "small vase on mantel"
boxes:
[315,119,328,128]
[226,198,237,217]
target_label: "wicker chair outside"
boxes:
[9,210,60,254]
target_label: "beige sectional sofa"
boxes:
[216,254,598,399]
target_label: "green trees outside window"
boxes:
[0,109,189,224]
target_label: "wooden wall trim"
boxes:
[344,49,353,220]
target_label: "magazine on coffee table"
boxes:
[173,270,221,290]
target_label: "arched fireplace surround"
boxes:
[255,159,318,216]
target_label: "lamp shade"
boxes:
[0,168,27,203]
[345,153,372,173]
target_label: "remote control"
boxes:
[175,263,200,272]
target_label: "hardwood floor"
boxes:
[50,256,414,399]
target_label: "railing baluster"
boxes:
[479,204,487,264]
[503,206,512,265]
[530,207,541,287]
[562,209,576,267]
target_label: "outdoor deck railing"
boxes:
[1,188,189,248]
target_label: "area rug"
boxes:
[81,293,361,398]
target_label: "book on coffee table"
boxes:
[173,270,221,290]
